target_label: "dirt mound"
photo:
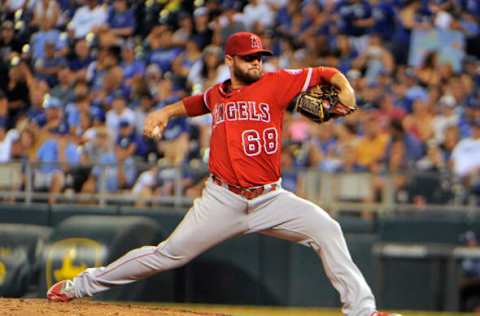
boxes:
[0,298,230,316]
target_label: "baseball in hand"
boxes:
[153,126,162,139]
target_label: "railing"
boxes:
[0,161,478,214]
[298,169,480,215]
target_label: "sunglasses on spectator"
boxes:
[238,54,263,62]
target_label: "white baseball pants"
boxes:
[72,178,376,316]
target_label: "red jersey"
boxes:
[183,67,338,188]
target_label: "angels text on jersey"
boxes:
[212,101,271,128]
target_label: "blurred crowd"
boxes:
[0,0,479,206]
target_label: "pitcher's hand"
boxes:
[144,109,169,140]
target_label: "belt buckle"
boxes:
[244,187,265,200]
[213,175,277,200]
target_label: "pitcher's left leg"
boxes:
[250,190,376,316]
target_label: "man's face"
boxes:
[113,0,127,11]
[112,98,125,113]
[75,40,89,58]
[228,53,264,84]
[46,107,61,121]
[1,27,13,41]
[0,97,7,110]
[119,125,132,136]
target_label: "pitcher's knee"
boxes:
[155,240,195,268]
[305,209,343,238]
[328,218,343,236]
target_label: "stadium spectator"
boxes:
[50,65,74,104]
[188,44,228,92]
[133,92,155,137]
[355,112,390,171]
[10,127,37,163]
[0,115,18,163]
[87,45,120,94]
[33,40,66,87]
[146,25,183,74]
[30,14,67,62]
[216,2,247,44]
[335,0,373,53]
[242,0,275,32]
[106,91,135,140]
[120,41,145,87]
[106,0,135,39]
[31,0,61,30]
[68,39,93,82]
[0,20,22,59]
[115,120,146,159]
[82,125,136,194]
[172,12,194,46]
[68,0,107,39]
[0,0,477,207]
[65,92,94,137]
[352,34,394,84]
[451,119,480,201]
[403,97,434,145]
[433,94,460,144]
[191,7,213,50]
[308,121,339,172]
[33,96,79,203]
[5,62,34,129]
[280,143,304,196]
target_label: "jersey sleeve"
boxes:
[273,67,340,109]
[182,94,210,117]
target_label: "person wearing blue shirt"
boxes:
[35,131,80,204]
[65,94,104,136]
[34,41,67,87]
[32,96,69,131]
[335,0,374,53]
[387,119,423,165]
[68,39,94,78]
[86,46,119,93]
[30,28,66,61]
[107,0,135,38]
[336,0,373,37]
[146,25,184,74]
[120,41,145,95]
[116,120,147,158]
[371,0,396,43]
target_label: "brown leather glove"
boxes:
[294,85,358,123]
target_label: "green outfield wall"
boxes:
[0,203,478,311]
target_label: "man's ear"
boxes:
[225,55,233,67]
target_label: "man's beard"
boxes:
[233,65,262,84]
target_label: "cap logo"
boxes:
[250,35,261,49]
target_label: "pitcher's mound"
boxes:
[0,298,230,316]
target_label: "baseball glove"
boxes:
[294,84,357,123]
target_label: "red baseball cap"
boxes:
[224,32,273,57]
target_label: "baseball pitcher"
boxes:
[47,32,397,316]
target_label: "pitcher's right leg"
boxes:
[50,180,248,299]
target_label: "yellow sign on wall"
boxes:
[45,238,106,288]
[0,261,6,285]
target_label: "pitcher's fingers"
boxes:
[152,126,163,139]
[144,125,154,138]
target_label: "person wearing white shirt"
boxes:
[452,121,480,178]
[68,0,107,39]
[106,95,135,140]
[242,0,275,31]
[433,94,459,144]
[0,129,19,163]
